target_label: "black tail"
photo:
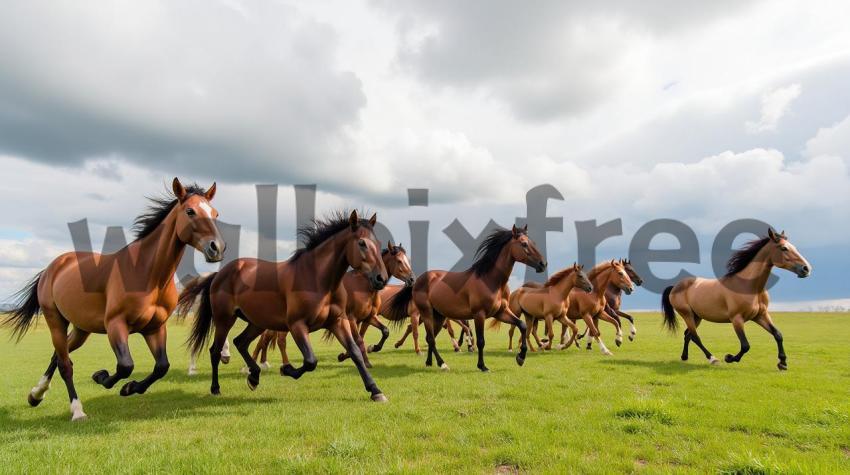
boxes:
[385,285,414,329]
[178,273,217,355]
[3,271,43,342]
[661,285,678,332]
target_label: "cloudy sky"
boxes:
[1,0,848,309]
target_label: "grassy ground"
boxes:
[0,312,849,474]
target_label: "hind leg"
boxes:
[233,323,266,390]
[473,315,488,372]
[582,313,612,356]
[677,309,717,364]
[41,309,86,421]
[29,326,89,407]
[507,324,515,352]
[420,306,446,369]
[276,331,291,367]
[120,325,170,396]
[754,312,787,370]
[327,317,385,401]
[444,320,460,352]
[599,310,623,347]
[617,310,637,341]
[394,323,413,349]
[556,315,579,350]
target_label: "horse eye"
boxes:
[521,242,528,248]
[358,239,367,248]
[781,246,788,252]
[186,208,196,217]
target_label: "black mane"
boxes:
[132,183,208,240]
[469,228,517,277]
[291,210,373,262]
[725,236,771,277]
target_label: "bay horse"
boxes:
[178,210,390,401]
[3,178,224,421]
[555,260,635,354]
[576,258,644,348]
[662,228,811,370]
[503,263,593,352]
[334,241,415,365]
[387,225,546,371]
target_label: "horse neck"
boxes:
[591,267,613,300]
[730,245,774,293]
[480,245,516,288]
[301,231,352,293]
[551,274,576,299]
[606,281,622,297]
[129,209,185,289]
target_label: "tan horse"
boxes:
[178,210,390,401]
[556,260,635,355]
[576,258,644,348]
[387,225,546,371]
[4,178,224,421]
[662,228,811,370]
[504,263,593,352]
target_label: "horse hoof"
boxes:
[616,340,622,347]
[724,354,736,363]
[478,366,489,373]
[260,362,270,370]
[119,382,137,397]
[508,348,513,353]
[709,356,720,365]
[516,355,526,367]
[337,353,347,362]
[468,347,475,353]
[778,362,788,371]
[453,347,460,352]
[629,335,635,341]
[221,355,230,364]
[371,393,388,403]
[187,368,198,376]
[27,393,43,407]
[91,369,109,385]
[681,355,689,361]
[211,386,221,396]
[415,350,422,355]
[365,361,373,369]
[246,378,259,391]
[71,413,88,422]
[281,364,297,378]
[602,350,613,356]
[240,366,249,375]
[440,363,450,371]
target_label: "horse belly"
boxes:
[51,266,108,333]
[430,283,473,320]
[687,280,731,322]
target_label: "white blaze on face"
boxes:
[198,201,213,218]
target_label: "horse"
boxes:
[177,210,391,402]
[575,258,644,348]
[662,228,811,370]
[3,178,224,421]
[554,260,635,354]
[387,225,546,372]
[333,240,414,365]
[503,263,593,352]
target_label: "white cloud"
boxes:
[745,83,802,133]
[804,114,850,163]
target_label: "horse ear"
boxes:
[780,230,787,239]
[768,228,779,242]
[205,182,217,201]
[349,210,359,230]
[172,177,187,202]
[512,224,519,238]
[369,213,377,227]
[523,224,528,232]
[388,239,395,249]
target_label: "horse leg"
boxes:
[492,309,527,367]
[329,317,386,402]
[507,324,515,352]
[598,310,623,348]
[276,332,290,366]
[724,315,750,363]
[42,313,87,421]
[120,325,169,396]
[281,323,318,380]
[92,319,134,389]
[457,320,475,352]
[585,316,599,350]
[556,315,579,350]
[681,329,692,360]
[232,322,265,390]
[259,332,271,369]
[444,320,460,352]
[680,311,717,364]
[474,315,488,372]
[221,338,231,364]
[208,318,234,395]
[525,315,539,352]
[367,316,390,353]
[754,313,787,370]
[582,313,612,356]
[28,326,89,408]
[188,351,198,376]
[543,315,555,350]
[617,309,637,341]
[394,323,413,349]
[336,318,357,363]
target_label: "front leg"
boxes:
[492,308,527,367]
[92,319,134,389]
[329,317,386,402]
[474,314,488,372]
[724,315,750,363]
[120,325,170,396]
[754,312,786,370]
[366,315,390,353]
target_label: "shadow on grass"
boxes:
[598,358,714,375]
[0,389,276,439]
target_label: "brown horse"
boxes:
[555,260,635,354]
[178,210,390,401]
[576,258,644,348]
[333,241,414,365]
[4,178,224,421]
[504,263,593,351]
[662,228,811,370]
[387,225,546,371]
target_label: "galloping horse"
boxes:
[178,210,390,401]
[387,225,546,371]
[4,178,224,421]
[334,241,414,365]
[576,258,643,348]
[504,263,593,352]
[662,228,811,369]
[557,260,635,354]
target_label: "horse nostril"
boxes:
[376,274,386,284]
[802,265,809,273]
[209,241,219,253]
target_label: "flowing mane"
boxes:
[469,228,516,277]
[132,183,208,240]
[725,237,771,277]
[587,261,615,280]
[544,267,576,287]
[291,210,374,262]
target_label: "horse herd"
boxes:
[3,179,812,421]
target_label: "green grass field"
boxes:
[1,312,849,474]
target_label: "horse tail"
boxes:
[3,271,43,342]
[385,285,414,326]
[321,328,335,343]
[180,273,217,356]
[661,285,678,333]
[488,319,502,331]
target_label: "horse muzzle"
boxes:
[623,285,634,295]
[404,275,416,287]
[202,239,225,263]
[582,284,593,293]
[794,264,811,278]
[369,272,387,290]
[534,261,547,273]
